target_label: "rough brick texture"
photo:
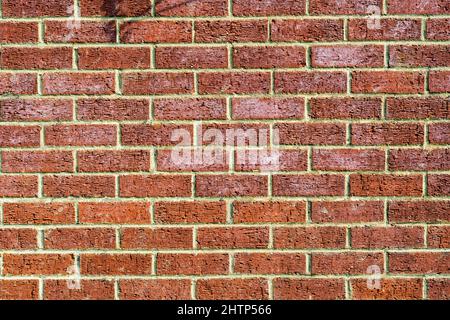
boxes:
[0,0,448,301]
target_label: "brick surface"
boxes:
[1,0,448,301]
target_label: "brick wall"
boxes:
[0,0,449,300]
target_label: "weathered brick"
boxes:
[312,45,384,67]
[2,151,73,173]
[350,174,423,197]
[78,47,151,69]
[119,280,191,300]
[157,253,229,275]
[45,20,116,43]
[313,149,385,171]
[271,19,344,42]
[197,227,270,249]
[274,226,346,249]
[233,201,306,223]
[78,150,151,172]
[43,175,116,198]
[121,228,193,250]
[155,47,228,69]
[154,201,226,224]
[352,71,425,94]
[0,22,38,43]
[81,254,152,275]
[311,201,384,223]
[310,98,382,119]
[273,175,345,196]
[79,202,151,224]
[196,20,268,43]
[275,71,347,93]
[197,279,269,300]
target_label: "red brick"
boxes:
[80,0,152,16]
[429,71,450,93]
[389,252,449,274]
[0,73,37,95]
[234,201,306,223]
[197,227,269,249]
[389,201,449,223]
[198,123,270,146]
[122,124,192,146]
[81,254,152,275]
[196,20,268,43]
[0,229,37,250]
[235,253,306,275]
[0,98,73,122]
[352,279,423,300]
[77,98,149,121]
[45,124,117,146]
[390,45,450,67]
[350,174,423,197]
[2,151,73,173]
[313,149,385,171]
[429,123,450,144]
[43,175,116,198]
[352,71,425,94]
[277,123,346,145]
[310,0,382,14]
[428,226,450,248]
[0,176,38,198]
[156,148,229,172]
[3,202,75,225]
[3,0,73,17]
[156,47,228,69]
[0,126,41,147]
[388,0,450,14]
[427,18,450,40]
[311,201,384,223]
[78,47,151,69]
[352,226,424,249]
[154,98,226,120]
[45,20,116,43]
[271,19,344,42]
[197,279,269,300]
[120,175,192,197]
[274,226,346,249]
[3,254,74,275]
[235,149,308,172]
[274,278,345,300]
[232,97,304,120]
[121,227,193,250]
[233,0,306,16]
[273,174,345,196]
[310,97,382,119]
[428,279,450,299]
[428,174,450,196]
[198,72,270,95]
[312,252,384,275]
[0,22,38,43]
[312,45,384,67]
[119,279,191,300]
[349,19,421,41]
[44,228,116,250]
[154,201,226,224]
[387,97,450,120]
[79,202,151,224]
[156,0,228,17]
[44,280,115,300]
[43,72,115,95]
[0,47,72,70]
[352,123,424,145]
[120,21,192,43]
[389,149,450,171]
[157,253,229,275]
[196,174,268,197]
[275,71,347,93]
[122,72,194,95]
[234,46,306,69]
[0,280,39,300]
[78,150,150,172]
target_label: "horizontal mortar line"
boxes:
[1,171,449,176]
[3,67,450,72]
[2,146,450,152]
[0,196,449,202]
[0,249,449,254]
[1,274,449,281]
[3,41,450,47]
[2,222,447,229]
[1,170,449,175]
[1,119,449,125]
[3,14,450,22]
